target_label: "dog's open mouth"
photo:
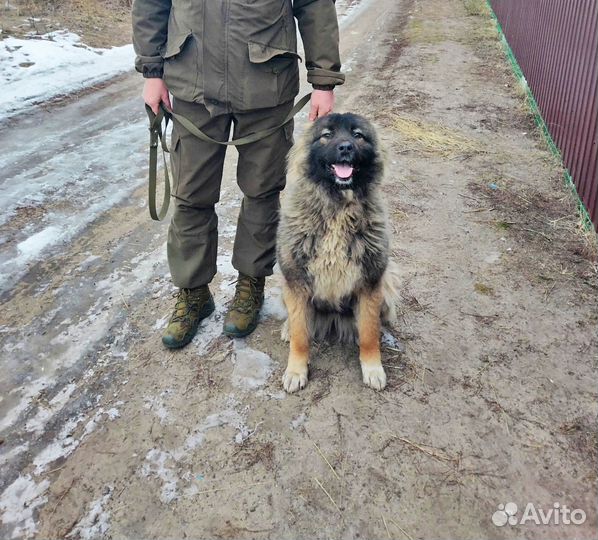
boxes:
[331,163,355,186]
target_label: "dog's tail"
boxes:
[310,311,357,344]
[310,259,401,343]
[381,259,401,326]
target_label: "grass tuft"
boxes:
[462,0,489,16]
[390,114,482,158]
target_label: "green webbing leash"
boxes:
[145,93,312,221]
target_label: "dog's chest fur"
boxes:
[307,197,365,305]
[280,183,379,307]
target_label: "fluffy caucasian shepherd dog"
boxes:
[277,112,399,393]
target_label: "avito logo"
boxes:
[492,502,586,526]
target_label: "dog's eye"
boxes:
[320,131,333,139]
[352,130,365,140]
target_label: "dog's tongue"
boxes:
[332,164,354,179]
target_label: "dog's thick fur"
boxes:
[277,113,399,393]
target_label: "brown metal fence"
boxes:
[489,0,598,229]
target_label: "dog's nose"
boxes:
[337,141,354,154]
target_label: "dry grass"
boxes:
[473,282,495,296]
[559,416,598,471]
[231,440,275,471]
[458,20,497,45]
[389,113,482,158]
[406,19,446,45]
[1,0,132,47]
[467,178,598,283]
[462,0,489,17]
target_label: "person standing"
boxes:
[132,0,344,347]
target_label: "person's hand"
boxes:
[309,89,334,121]
[143,77,172,114]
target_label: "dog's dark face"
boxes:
[307,113,382,195]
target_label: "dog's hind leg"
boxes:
[282,284,310,393]
[357,287,387,390]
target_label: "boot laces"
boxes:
[171,288,206,322]
[231,276,262,314]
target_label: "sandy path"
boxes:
[1,0,597,538]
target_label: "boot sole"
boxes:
[222,319,259,339]
[162,297,216,349]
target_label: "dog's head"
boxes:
[306,113,383,195]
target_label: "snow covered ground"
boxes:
[0,31,147,292]
[0,30,134,119]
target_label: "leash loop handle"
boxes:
[145,93,311,221]
[146,104,171,221]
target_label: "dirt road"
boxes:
[1,0,597,538]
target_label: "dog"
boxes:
[277,112,399,393]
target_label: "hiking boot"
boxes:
[162,286,215,349]
[223,274,265,338]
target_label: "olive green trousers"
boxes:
[167,98,294,288]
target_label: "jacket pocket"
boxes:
[161,32,192,59]
[248,42,302,65]
[161,32,202,102]
[244,41,300,108]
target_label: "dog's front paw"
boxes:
[361,363,387,391]
[283,367,308,393]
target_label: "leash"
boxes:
[145,93,312,221]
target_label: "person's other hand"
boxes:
[309,89,334,121]
[143,78,172,114]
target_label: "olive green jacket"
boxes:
[132,0,345,113]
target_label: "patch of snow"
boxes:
[231,340,274,389]
[48,309,115,370]
[45,245,164,374]
[82,407,120,438]
[261,285,287,321]
[193,304,225,356]
[0,31,134,119]
[105,408,120,420]
[0,474,50,539]
[153,314,169,330]
[143,390,173,425]
[0,119,148,291]
[336,0,370,24]
[0,377,50,434]
[33,407,120,474]
[16,225,62,260]
[219,221,237,239]
[2,340,25,354]
[65,487,112,540]
[0,442,30,467]
[257,389,286,400]
[290,412,307,430]
[76,253,102,271]
[217,253,237,291]
[32,415,83,474]
[141,449,178,504]
[24,382,77,435]
[381,330,404,352]
[218,197,241,210]
[140,395,252,503]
